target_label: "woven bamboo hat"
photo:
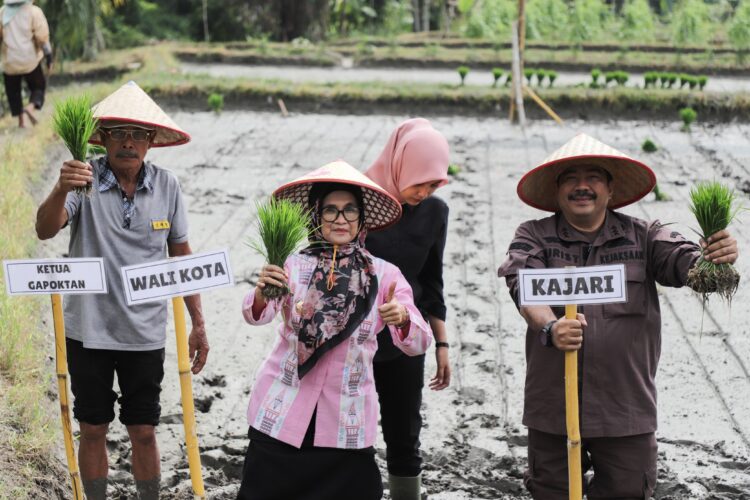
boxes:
[273,160,402,231]
[89,81,190,148]
[517,133,656,212]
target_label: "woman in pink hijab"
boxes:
[364,118,451,500]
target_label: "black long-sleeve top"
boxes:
[366,196,448,360]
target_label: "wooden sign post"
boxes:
[518,264,627,500]
[3,258,108,500]
[121,249,234,499]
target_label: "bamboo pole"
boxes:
[172,296,206,499]
[510,21,526,126]
[564,302,582,500]
[51,294,84,500]
[523,85,564,124]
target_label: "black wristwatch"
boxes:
[540,320,557,347]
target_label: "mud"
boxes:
[36,112,750,499]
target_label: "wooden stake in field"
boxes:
[564,302,582,500]
[51,294,84,500]
[172,296,206,499]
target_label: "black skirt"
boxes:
[237,426,383,500]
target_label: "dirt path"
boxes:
[36,113,750,499]
[180,62,750,93]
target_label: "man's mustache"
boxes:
[568,189,596,200]
[115,151,139,159]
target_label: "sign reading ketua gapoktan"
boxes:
[3,258,107,295]
[517,264,627,306]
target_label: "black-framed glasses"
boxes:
[101,128,153,142]
[321,205,361,223]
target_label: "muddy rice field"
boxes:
[37,112,750,499]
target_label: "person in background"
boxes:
[0,0,51,127]
[365,118,452,500]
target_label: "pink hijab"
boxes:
[365,118,450,204]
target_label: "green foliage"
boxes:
[463,0,516,39]
[729,2,750,61]
[380,0,414,36]
[642,138,658,152]
[672,0,710,48]
[423,43,439,58]
[619,0,655,41]
[535,68,547,85]
[689,182,739,238]
[680,106,697,130]
[457,65,470,85]
[524,68,535,83]
[491,67,504,87]
[643,71,658,87]
[570,0,611,43]
[207,93,224,113]
[526,0,569,40]
[698,75,708,90]
[52,95,98,165]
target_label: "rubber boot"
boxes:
[388,473,422,500]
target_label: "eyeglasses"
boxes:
[321,205,361,223]
[101,128,153,142]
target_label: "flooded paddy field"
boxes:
[38,111,750,499]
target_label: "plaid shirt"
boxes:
[98,159,153,229]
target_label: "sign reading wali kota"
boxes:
[518,264,627,306]
[3,258,107,295]
[121,249,234,305]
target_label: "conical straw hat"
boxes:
[517,133,656,212]
[273,160,402,232]
[89,81,190,148]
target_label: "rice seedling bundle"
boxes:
[686,181,741,302]
[248,198,312,299]
[52,96,98,195]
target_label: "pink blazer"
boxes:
[242,252,432,449]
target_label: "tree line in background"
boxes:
[36,0,750,60]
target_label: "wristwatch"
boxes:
[540,320,557,347]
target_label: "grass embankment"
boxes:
[201,39,750,75]
[0,82,111,498]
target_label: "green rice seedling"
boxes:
[604,71,616,86]
[698,75,708,90]
[678,73,690,88]
[680,107,697,131]
[616,71,629,86]
[657,72,668,88]
[448,164,461,176]
[535,69,547,86]
[524,68,535,84]
[207,93,224,113]
[52,95,98,195]
[686,181,741,303]
[641,138,658,153]
[643,72,657,88]
[248,198,313,299]
[491,68,504,88]
[652,183,670,201]
[547,70,557,87]
[591,68,602,87]
[457,65,470,86]
[667,73,678,88]
[504,73,513,86]
[687,76,698,90]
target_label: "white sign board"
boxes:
[518,264,627,306]
[121,249,234,305]
[3,258,107,295]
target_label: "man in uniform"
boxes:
[498,133,738,499]
[36,81,209,500]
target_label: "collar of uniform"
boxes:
[556,210,631,244]
[97,157,153,194]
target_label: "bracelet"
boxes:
[435,342,450,349]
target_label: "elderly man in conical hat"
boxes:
[36,81,208,500]
[497,134,738,499]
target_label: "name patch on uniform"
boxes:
[151,219,170,230]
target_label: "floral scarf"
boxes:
[295,230,378,379]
